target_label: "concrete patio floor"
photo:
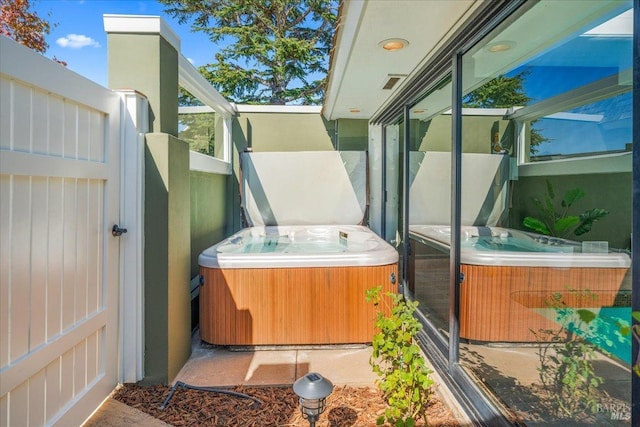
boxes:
[173,335,379,388]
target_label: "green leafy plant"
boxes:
[531,290,604,418]
[365,286,433,426]
[633,311,640,378]
[523,179,608,238]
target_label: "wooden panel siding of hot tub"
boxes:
[199,264,398,345]
[459,265,629,342]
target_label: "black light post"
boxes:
[292,372,334,427]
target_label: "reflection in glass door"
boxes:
[458,1,633,424]
[405,76,453,339]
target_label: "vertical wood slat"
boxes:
[45,358,61,422]
[32,90,49,155]
[11,176,31,362]
[91,112,106,163]
[0,175,10,369]
[9,382,28,427]
[0,77,10,150]
[63,103,77,159]
[59,348,74,407]
[49,95,65,158]
[77,109,90,161]
[200,264,398,345]
[459,264,629,342]
[30,177,48,349]
[86,181,101,315]
[74,339,87,395]
[0,392,7,427]
[12,82,31,152]
[75,179,89,322]
[47,178,64,340]
[85,331,99,384]
[62,178,77,331]
[29,369,46,426]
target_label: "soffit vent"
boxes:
[382,74,407,90]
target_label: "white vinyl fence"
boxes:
[0,37,122,426]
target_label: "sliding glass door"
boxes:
[391,0,634,424]
[457,1,633,423]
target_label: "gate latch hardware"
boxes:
[112,224,128,237]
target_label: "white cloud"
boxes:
[56,34,100,49]
[187,57,195,65]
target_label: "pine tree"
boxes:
[160,0,337,105]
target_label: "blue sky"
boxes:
[33,0,218,86]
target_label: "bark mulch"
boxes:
[113,383,461,426]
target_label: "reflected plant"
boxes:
[531,290,604,419]
[633,311,640,377]
[522,179,608,238]
[366,286,433,427]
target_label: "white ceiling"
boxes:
[322,0,479,121]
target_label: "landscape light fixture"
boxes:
[292,372,334,427]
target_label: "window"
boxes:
[462,3,632,164]
[178,55,234,174]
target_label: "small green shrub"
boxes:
[522,179,608,238]
[531,291,604,418]
[366,286,434,426]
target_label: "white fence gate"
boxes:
[0,38,121,426]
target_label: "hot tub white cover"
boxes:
[241,151,367,226]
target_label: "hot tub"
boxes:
[409,225,631,342]
[199,225,399,345]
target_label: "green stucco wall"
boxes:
[337,119,369,151]
[144,133,191,384]
[414,115,512,154]
[190,171,228,277]
[232,112,335,152]
[107,33,178,136]
[510,173,632,250]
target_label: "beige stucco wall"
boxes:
[228,113,369,231]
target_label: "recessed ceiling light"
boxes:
[487,41,515,53]
[379,38,409,51]
[349,108,361,113]
[413,109,425,114]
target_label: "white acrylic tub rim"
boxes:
[199,225,399,269]
[409,225,631,268]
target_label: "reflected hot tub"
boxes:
[409,225,631,342]
[199,225,398,345]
